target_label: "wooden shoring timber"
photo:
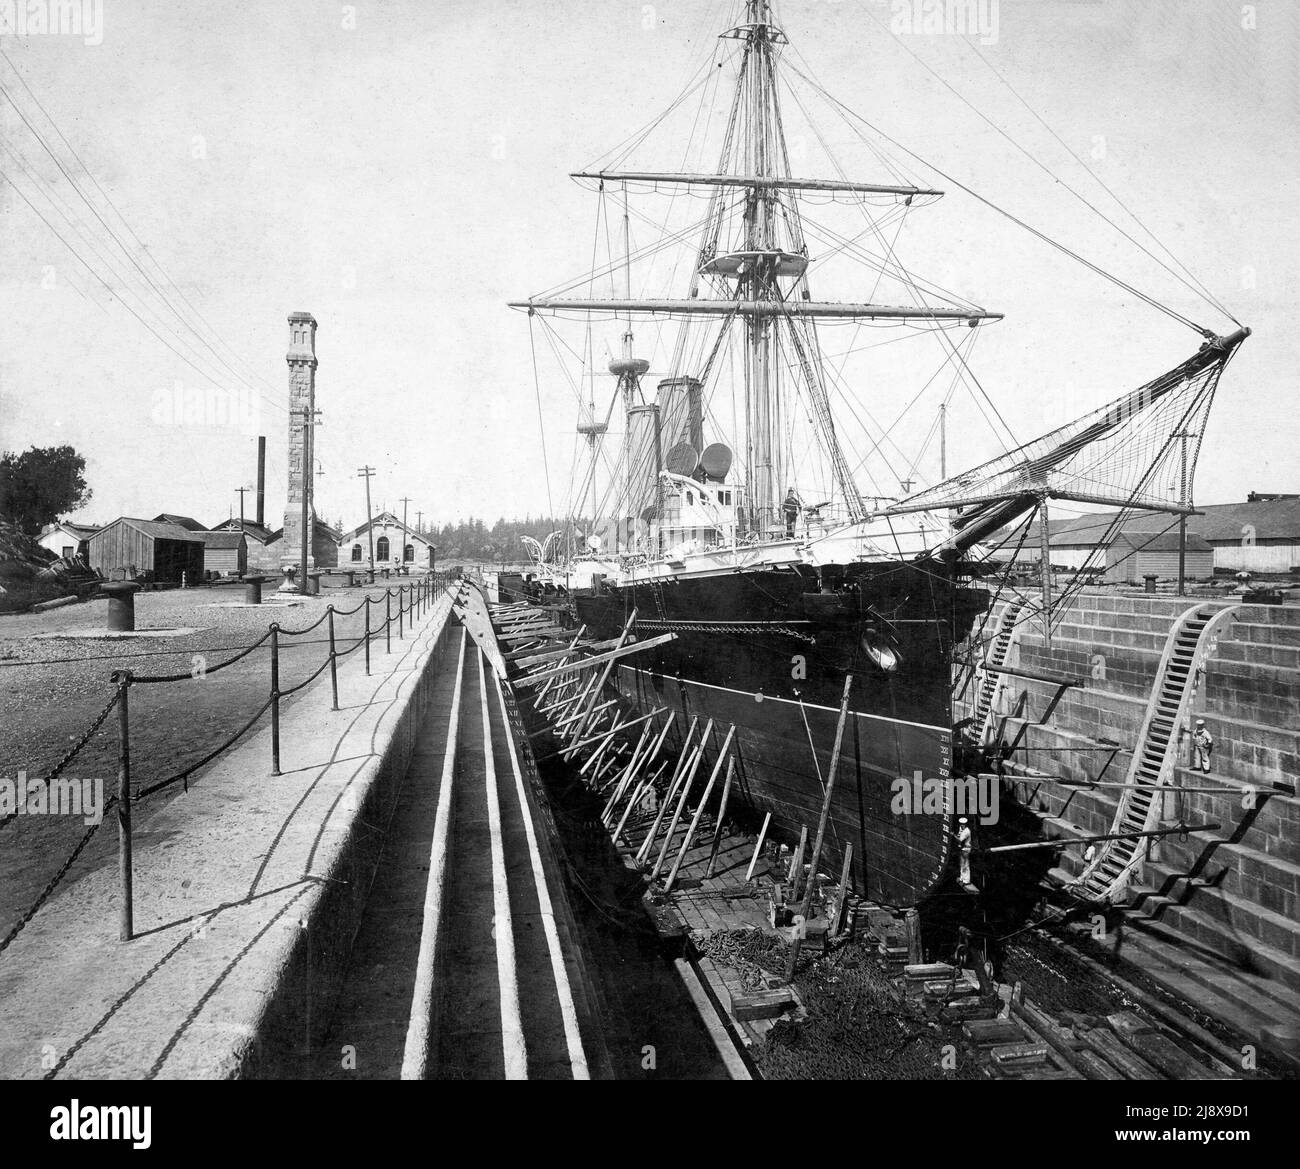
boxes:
[612,777,654,844]
[555,697,617,730]
[579,715,628,776]
[600,721,655,823]
[703,757,738,879]
[603,707,674,807]
[508,638,618,667]
[515,632,675,689]
[590,749,628,791]
[501,626,568,644]
[665,725,737,893]
[746,813,773,881]
[550,670,602,737]
[631,711,676,793]
[788,826,809,902]
[650,719,716,881]
[533,624,587,709]
[634,717,700,866]
[488,613,546,631]
[563,609,639,750]
[534,707,668,764]
[787,675,854,980]
[828,844,854,935]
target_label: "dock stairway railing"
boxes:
[1066,602,1239,904]
[967,599,1026,747]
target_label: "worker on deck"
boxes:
[782,487,802,538]
[1193,718,1214,773]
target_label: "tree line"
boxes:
[426,515,587,563]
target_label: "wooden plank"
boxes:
[1076,1048,1126,1081]
[729,987,795,1022]
[1010,1000,1086,1080]
[964,1019,1025,1046]
[515,633,677,687]
[904,963,956,981]
[1080,1026,1163,1080]
[989,1043,1049,1066]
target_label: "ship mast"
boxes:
[608,181,650,553]
[740,0,781,535]
[512,2,1004,541]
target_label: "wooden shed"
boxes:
[1104,530,1214,585]
[199,529,247,577]
[87,518,205,584]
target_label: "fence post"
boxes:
[364,595,371,676]
[398,584,405,640]
[385,590,392,655]
[328,605,339,711]
[270,623,281,776]
[112,669,134,942]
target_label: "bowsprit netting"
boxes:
[886,329,1247,521]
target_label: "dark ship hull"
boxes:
[571,560,990,906]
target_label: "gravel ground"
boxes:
[0,578,437,945]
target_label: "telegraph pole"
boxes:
[400,496,412,565]
[358,466,376,573]
[297,407,322,593]
[416,510,424,537]
[235,486,250,534]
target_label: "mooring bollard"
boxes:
[101,581,141,632]
[278,564,298,593]
[112,669,134,941]
[328,605,339,711]
[270,624,281,775]
[243,574,269,605]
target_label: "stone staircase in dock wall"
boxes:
[961,592,1300,1022]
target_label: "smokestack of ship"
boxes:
[256,435,266,527]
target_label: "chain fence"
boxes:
[0,574,460,954]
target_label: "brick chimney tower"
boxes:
[282,312,318,569]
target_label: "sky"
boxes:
[0,0,1296,535]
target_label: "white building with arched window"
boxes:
[337,511,435,571]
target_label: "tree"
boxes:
[0,445,93,535]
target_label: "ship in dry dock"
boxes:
[509,0,1249,907]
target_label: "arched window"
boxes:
[404,544,414,562]
[376,536,390,561]
[351,544,362,562]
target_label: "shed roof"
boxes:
[199,530,247,550]
[210,520,276,543]
[152,513,207,532]
[93,517,205,543]
[1114,531,1212,553]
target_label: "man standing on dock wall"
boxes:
[1193,719,1214,773]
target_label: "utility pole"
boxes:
[296,407,322,593]
[235,486,250,533]
[358,466,376,573]
[400,496,411,566]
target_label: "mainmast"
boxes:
[739,0,781,535]
[511,0,1003,543]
